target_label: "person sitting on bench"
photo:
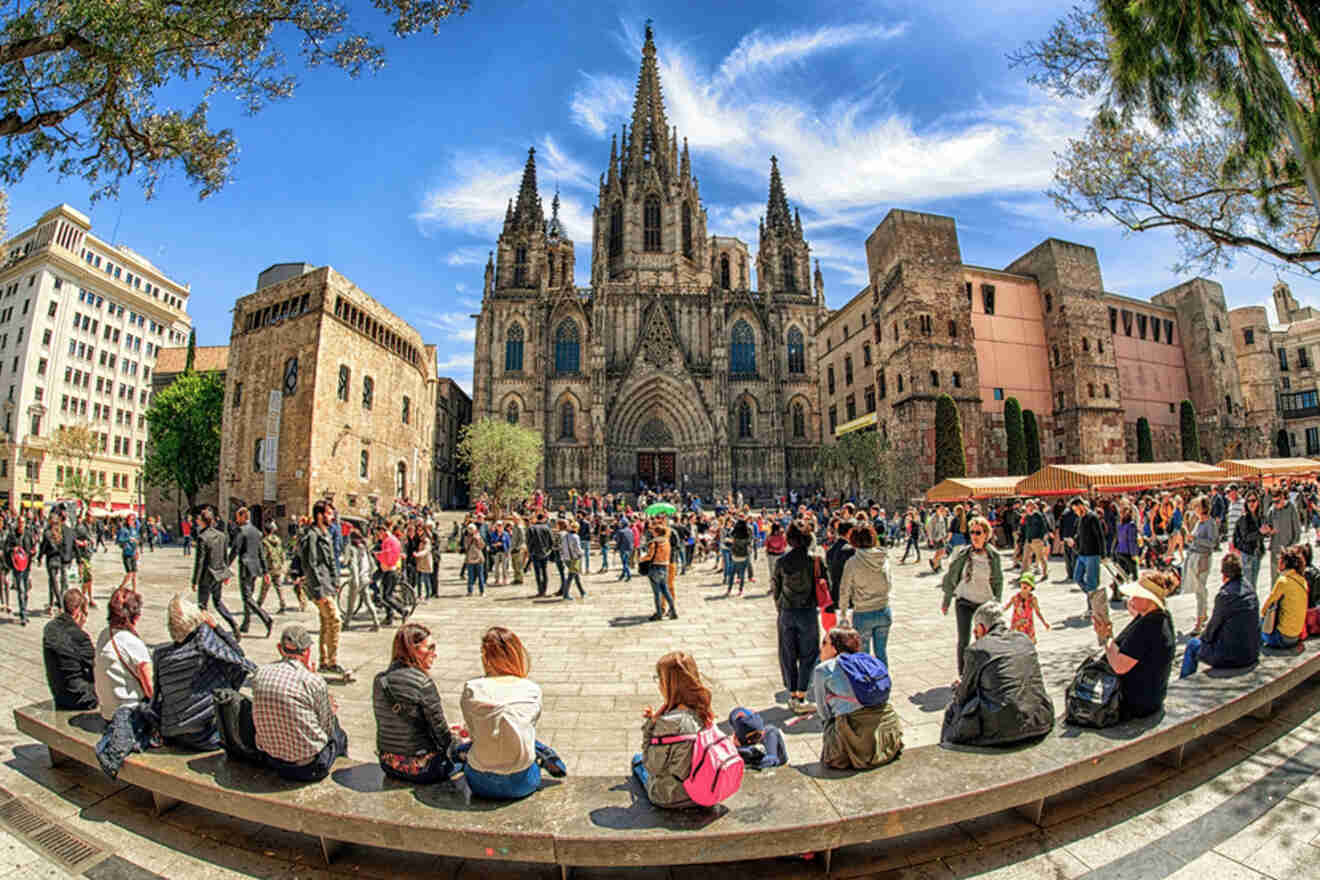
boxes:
[42,588,97,710]
[252,625,349,782]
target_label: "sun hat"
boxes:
[1119,573,1169,610]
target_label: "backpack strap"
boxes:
[649,733,698,745]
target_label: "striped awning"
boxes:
[835,411,877,437]
[1015,461,1229,497]
[1215,458,1320,479]
[925,476,1025,502]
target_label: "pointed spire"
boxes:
[794,207,803,238]
[548,189,564,238]
[607,134,619,189]
[766,156,792,234]
[505,199,513,223]
[680,137,690,179]
[626,20,672,185]
[511,146,543,230]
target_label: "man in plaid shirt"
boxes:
[253,624,349,781]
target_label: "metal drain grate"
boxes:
[29,824,104,870]
[0,797,49,834]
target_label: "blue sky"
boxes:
[5,0,1318,394]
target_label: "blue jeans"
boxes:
[1263,631,1299,649]
[464,761,541,800]
[599,545,608,569]
[1180,637,1202,678]
[648,567,674,615]
[1074,555,1100,592]
[631,753,649,789]
[721,548,733,582]
[618,549,632,580]
[852,607,892,669]
[466,562,485,595]
[728,559,748,590]
[1240,552,1261,592]
[12,568,29,621]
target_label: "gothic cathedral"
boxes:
[472,25,825,499]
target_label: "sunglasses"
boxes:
[970,529,986,536]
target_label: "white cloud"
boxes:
[416,311,477,344]
[570,73,632,137]
[715,23,908,83]
[436,352,475,374]
[446,247,487,266]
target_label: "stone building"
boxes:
[219,264,436,525]
[816,285,878,441]
[472,25,824,500]
[146,344,227,525]
[865,209,1262,488]
[432,376,471,509]
[0,203,192,514]
[1256,283,1320,457]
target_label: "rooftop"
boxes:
[154,345,229,375]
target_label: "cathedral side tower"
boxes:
[755,156,812,297]
[591,24,710,288]
[495,148,548,293]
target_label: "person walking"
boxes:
[228,507,272,638]
[462,523,486,598]
[526,513,554,597]
[258,522,289,614]
[74,514,94,609]
[6,518,35,626]
[638,519,676,620]
[191,508,241,641]
[614,517,635,581]
[115,513,141,593]
[938,515,1004,681]
[1234,491,1267,592]
[1264,491,1301,588]
[1182,496,1217,635]
[558,519,586,600]
[303,501,349,678]
[39,514,75,617]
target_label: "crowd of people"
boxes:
[33,475,1320,810]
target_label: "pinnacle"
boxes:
[511,146,543,229]
[766,156,792,233]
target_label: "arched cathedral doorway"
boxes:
[636,417,676,489]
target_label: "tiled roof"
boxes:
[154,345,228,375]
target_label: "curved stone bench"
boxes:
[15,645,1320,875]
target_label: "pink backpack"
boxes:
[651,727,745,807]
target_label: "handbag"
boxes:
[813,556,831,609]
[1262,597,1280,635]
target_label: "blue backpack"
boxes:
[838,653,891,707]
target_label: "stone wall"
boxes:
[1229,305,1279,459]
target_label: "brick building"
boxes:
[219,264,436,525]
[816,286,877,440]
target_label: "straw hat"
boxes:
[1119,573,1169,610]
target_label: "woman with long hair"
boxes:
[94,589,152,721]
[373,622,454,783]
[631,651,714,808]
[456,626,563,799]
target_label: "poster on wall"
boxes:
[264,390,282,501]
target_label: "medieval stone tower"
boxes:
[472,24,823,499]
[1229,304,1279,457]
[867,210,983,488]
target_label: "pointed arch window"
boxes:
[738,400,753,439]
[781,251,795,292]
[609,202,623,259]
[786,326,805,374]
[560,401,575,439]
[514,246,528,286]
[644,195,662,252]
[504,323,524,372]
[730,320,756,375]
[720,254,731,290]
[554,319,580,373]
[792,403,805,439]
[681,202,693,258]
[506,403,519,425]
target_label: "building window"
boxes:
[36,358,46,376]
[828,406,837,434]
[1082,337,1090,352]
[981,284,995,315]
[513,246,528,287]
[253,438,264,473]
[1104,383,1111,398]
[862,343,871,367]
[283,356,298,395]
[554,319,580,373]
[1279,347,1290,371]
[1045,293,1053,313]
[360,450,369,479]
[1299,347,1311,369]
[738,400,753,439]
[1214,314,1222,332]
[930,370,939,388]
[865,388,876,413]
[991,387,1004,401]
[949,319,958,338]
[643,195,662,252]
[504,323,524,372]
[1088,382,1095,397]
[1108,307,1118,333]
[1137,314,1148,339]
[560,401,575,439]
[609,202,623,259]
[897,375,904,393]
[1164,319,1174,343]
[1097,338,1105,354]
[878,372,887,399]
[1122,310,1132,336]
[730,320,756,375]
[47,302,56,318]
[786,327,805,374]
[232,382,242,408]
[396,462,407,499]
[844,356,853,386]
[1225,394,1233,414]
[919,315,932,335]
[402,395,411,424]
[1052,345,1060,366]
[827,365,835,396]
[720,254,731,290]
[362,376,374,410]
[1244,328,1255,345]
[1308,427,1320,456]
[681,202,693,258]
[337,365,350,401]
[845,394,856,421]
[792,403,806,438]
[952,371,962,388]
[1056,391,1064,408]
[29,414,40,436]
[506,403,519,425]
[781,251,795,292]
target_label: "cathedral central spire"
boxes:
[511,146,543,230]
[626,21,672,184]
[766,156,793,234]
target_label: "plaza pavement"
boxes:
[0,530,1314,877]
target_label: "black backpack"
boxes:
[212,687,262,764]
[1064,652,1123,728]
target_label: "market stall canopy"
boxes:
[1215,458,1320,479]
[925,476,1025,502]
[1015,461,1229,497]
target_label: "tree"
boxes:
[143,370,223,512]
[1003,397,1026,475]
[815,430,922,505]
[457,418,541,516]
[1022,409,1042,473]
[185,329,196,372]
[1136,416,1155,462]
[1013,3,1320,276]
[1180,400,1202,461]
[0,1,471,201]
[49,423,108,510]
[934,394,967,483]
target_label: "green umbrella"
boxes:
[644,502,677,516]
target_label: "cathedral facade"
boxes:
[472,26,825,499]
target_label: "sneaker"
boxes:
[789,697,816,715]
[667,610,678,620]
